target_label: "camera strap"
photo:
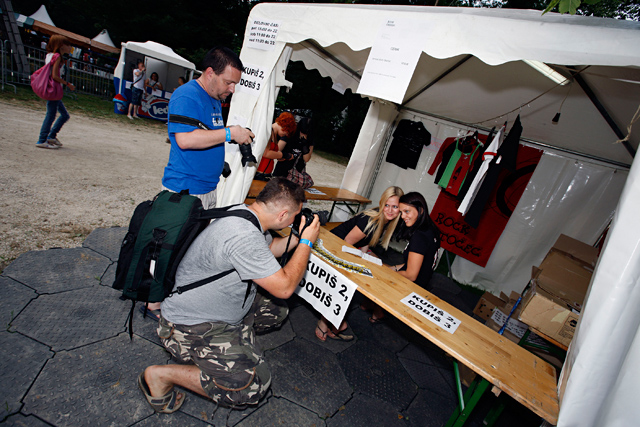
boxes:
[169,114,212,130]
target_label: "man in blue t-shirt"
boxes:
[162,46,254,208]
[145,47,255,321]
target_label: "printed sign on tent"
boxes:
[236,63,267,98]
[295,254,358,330]
[246,19,281,51]
[357,18,428,104]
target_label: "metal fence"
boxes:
[1,40,115,99]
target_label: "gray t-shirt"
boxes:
[161,206,281,326]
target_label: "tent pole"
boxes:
[401,55,473,107]
[568,66,636,159]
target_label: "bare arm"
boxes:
[343,225,367,247]
[51,56,75,91]
[254,216,320,299]
[395,251,424,282]
[303,145,313,163]
[174,126,255,150]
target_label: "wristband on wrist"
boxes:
[299,239,313,248]
[225,127,231,142]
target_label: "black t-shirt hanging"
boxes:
[386,119,431,170]
[464,116,523,228]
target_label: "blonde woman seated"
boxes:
[315,186,404,341]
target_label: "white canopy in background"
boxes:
[92,29,115,48]
[224,5,640,425]
[28,5,55,27]
[118,41,195,69]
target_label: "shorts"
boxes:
[158,290,288,407]
[131,87,143,106]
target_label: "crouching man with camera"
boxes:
[139,178,320,413]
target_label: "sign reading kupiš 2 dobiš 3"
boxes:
[295,254,358,329]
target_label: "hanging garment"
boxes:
[457,127,494,202]
[457,127,505,216]
[463,115,523,227]
[386,119,431,169]
[442,142,482,196]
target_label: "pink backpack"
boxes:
[30,53,63,101]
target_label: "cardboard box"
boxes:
[518,235,598,347]
[473,290,520,321]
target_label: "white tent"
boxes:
[28,4,55,27]
[92,29,115,48]
[222,4,640,426]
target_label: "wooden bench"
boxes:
[307,228,559,424]
[245,180,371,217]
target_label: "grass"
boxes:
[0,85,165,129]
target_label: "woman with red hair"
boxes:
[255,112,297,179]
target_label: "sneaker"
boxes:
[128,115,134,120]
[47,138,63,147]
[36,142,59,149]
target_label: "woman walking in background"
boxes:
[36,35,75,149]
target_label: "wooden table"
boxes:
[246,180,372,217]
[309,228,560,425]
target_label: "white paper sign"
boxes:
[491,308,528,338]
[295,253,358,329]
[236,64,267,98]
[342,246,383,266]
[357,19,428,104]
[401,292,461,333]
[246,19,280,51]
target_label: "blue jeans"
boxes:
[38,100,70,144]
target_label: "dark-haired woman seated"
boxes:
[389,191,441,292]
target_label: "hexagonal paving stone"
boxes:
[288,303,356,353]
[398,343,456,396]
[338,340,417,411]
[0,331,53,420]
[22,334,168,427]
[266,338,352,417]
[1,413,53,426]
[3,248,110,293]
[101,262,117,288]
[82,227,127,261]
[326,393,407,427]
[405,388,458,426]
[11,286,130,351]
[176,386,265,426]
[131,411,212,426]
[236,396,325,427]
[255,315,295,352]
[345,307,409,354]
[0,276,37,326]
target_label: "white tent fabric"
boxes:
[225,5,640,425]
[28,5,55,27]
[557,153,640,427]
[119,41,195,69]
[92,29,115,48]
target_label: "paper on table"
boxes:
[305,188,325,195]
[342,246,383,266]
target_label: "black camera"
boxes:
[291,208,329,236]
[229,127,257,166]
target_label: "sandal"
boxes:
[328,330,354,341]
[369,315,385,324]
[139,305,161,322]
[315,325,329,342]
[138,372,185,413]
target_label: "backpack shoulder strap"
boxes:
[168,205,261,297]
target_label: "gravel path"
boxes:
[0,100,345,271]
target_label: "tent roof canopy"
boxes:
[28,4,54,27]
[249,4,640,166]
[92,29,115,48]
[121,41,195,69]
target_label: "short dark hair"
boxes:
[256,177,306,210]
[202,47,243,76]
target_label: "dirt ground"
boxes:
[0,100,346,272]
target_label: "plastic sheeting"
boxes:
[557,152,640,427]
[345,109,628,295]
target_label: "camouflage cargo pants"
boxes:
[158,290,288,407]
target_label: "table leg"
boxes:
[446,361,491,427]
